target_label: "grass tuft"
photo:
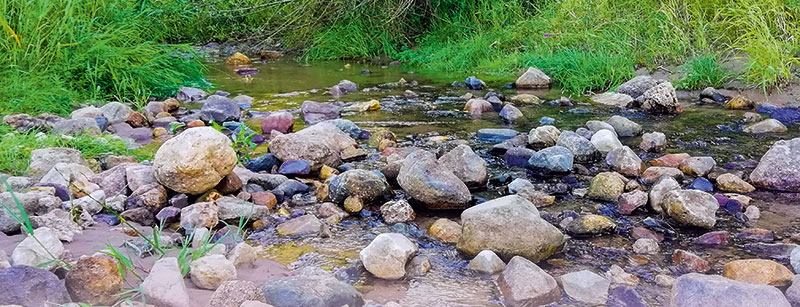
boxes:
[675,55,730,90]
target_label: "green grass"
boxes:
[0,125,153,176]
[0,0,208,116]
[675,55,730,90]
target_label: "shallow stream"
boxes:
[206,59,800,306]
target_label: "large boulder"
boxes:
[498,256,560,306]
[100,102,133,125]
[662,190,718,229]
[515,67,551,89]
[260,275,364,307]
[750,137,800,192]
[154,127,237,194]
[269,122,358,171]
[457,195,565,262]
[397,150,471,209]
[591,92,634,107]
[670,273,790,307]
[328,169,392,206]
[642,82,681,114]
[142,257,191,307]
[437,144,487,188]
[0,266,71,307]
[65,256,123,305]
[359,233,418,280]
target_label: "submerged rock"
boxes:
[457,195,565,262]
[560,270,611,305]
[260,275,364,307]
[670,273,790,307]
[744,119,787,134]
[469,250,506,274]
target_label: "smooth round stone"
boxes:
[277,160,311,176]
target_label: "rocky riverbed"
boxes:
[2,53,800,307]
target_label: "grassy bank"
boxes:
[2,0,798,116]
[0,0,207,116]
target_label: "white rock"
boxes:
[11,227,65,270]
[468,250,506,274]
[560,270,611,305]
[189,254,237,290]
[154,127,237,194]
[632,238,659,254]
[591,92,633,107]
[745,205,761,221]
[359,233,418,280]
[228,242,257,268]
[590,129,622,153]
[142,257,191,307]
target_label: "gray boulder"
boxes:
[591,92,634,107]
[438,144,487,188]
[606,146,642,177]
[744,119,788,134]
[560,270,611,305]
[359,233,418,280]
[260,275,364,307]
[201,95,241,122]
[515,67,551,89]
[556,131,600,162]
[29,147,87,178]
[615,76,658,99]
[100,102,133,125]
[269,122,358,171]
[499,104,524,122]
[328,169,392,205]
[670,273,790,307]
[606,115,642,137]
[142,257,191,307]
[52,117,101,135]
[457,195,565,262]
[528,146,574,173]
[397,150,471,209]
[0,266,71,307]
[301,101,341,124]
[177,86,207,102]
[468,250,506,274]
[750,137,800,192]
[528,125,560,148]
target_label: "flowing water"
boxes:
[206,59,800,306]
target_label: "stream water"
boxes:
[205,59,800,306]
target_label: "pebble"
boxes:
[632,238,659,254]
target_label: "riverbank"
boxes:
[3,0,799,117]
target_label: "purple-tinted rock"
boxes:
[770,107,800,125]
[156,206,181,224]
[693,231,730,246]
[607,286,646,307]
[742,243,798,260]
[93,213,120,226]
[631,227,664,242]
[688,178,714,192]
[169,194,189,208]
[117,127,154,144]
[120,207,155,226]
[0,266,71,307]
[735,228,774,242]
[505,147,535,167]
[301,101,341,124]
[278,160,311,176]
[618,190,648,215]
[35,183,70,201]
[201,95,241,122]
[244,154,280,173]
[261,112,294,135]
[271,180,308,202]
